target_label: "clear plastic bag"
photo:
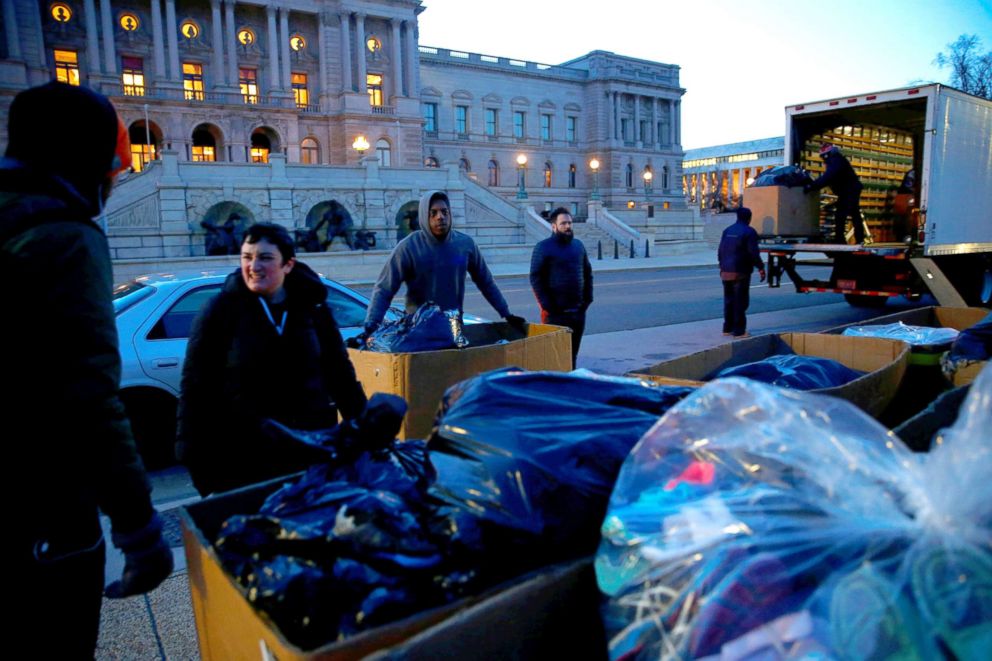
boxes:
[597,365,992,660]
[842,321,960,347]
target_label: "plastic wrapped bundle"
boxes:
[597,365,992,660]
[366,302,468,352]
[749,165,813,188]
[715,354,864,389]
[842,321,960,347]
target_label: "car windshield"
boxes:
[113,281,154,315]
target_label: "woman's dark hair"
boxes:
[242,222,296,262]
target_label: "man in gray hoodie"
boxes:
[363,190,526,334]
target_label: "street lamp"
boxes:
[643,169,653,194]
[352,135,370,159]
[589,158,600,200]
[516,153,528,200]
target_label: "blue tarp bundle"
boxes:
[716,354,864,389]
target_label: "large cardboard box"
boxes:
[627,333,909,417]
[349,322,572,439]
[743,185,819,237]
[180,479,606,660]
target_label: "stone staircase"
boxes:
[572,222,624,255]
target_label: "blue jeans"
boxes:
[722,275,751,336]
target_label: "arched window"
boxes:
[568,164,576,188]
[488,159,499,187]
[544,161,553,188]
[191,126,217,162]
[250,132,271,163]
[459,158,470,172]
[375,138,391,166]
[424,156,439,168]
[128,122,159,172]
[625,163,633,188]
[300,137,319,164]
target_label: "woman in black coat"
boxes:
[177,222,367,496]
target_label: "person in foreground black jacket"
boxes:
[177,222,368,496]
[2,82,172,658]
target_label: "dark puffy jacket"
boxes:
[1,164,155,558]
[529,233,593,313]
[718,219,764,276]
[176,262,367,495]
[809,151,863,199]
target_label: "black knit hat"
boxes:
[736,206,753,222]
[6,82,121,203]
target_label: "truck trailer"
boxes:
[757,84,992,307]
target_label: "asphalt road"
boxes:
[356,265,928,335]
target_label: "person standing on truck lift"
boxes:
[804,143,866,244]
[718,207,766,338]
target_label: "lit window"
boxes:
[290,35,306,52]
[423,103,437,133]
[240,68,258,104]
[300,137,319,164]
[544,162,552,188]
[424,156,439,168]
[541,114,552,141]
[183,62,204,100]
[191,127,216,162]
[121,56,144,96]
[367,73,383,107]
[119,13,139,31]
[292,72,308,109]
[54,50,80,86]
[237,28,255,46]
[51,3,71,22]
[181,20,199,39]
[488,160,499,186]
[366,36,382,53]
[513,111,525,139]
[250,133,270,163]
[485,109,497,136]
[128,124,156,172]
[568,164,576,188]
[375,139,391,167]
[566,116,577,143]
[455,106,467,135]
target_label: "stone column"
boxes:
[612,91,619,141]
[633,94,640,145]
[1,0,18,60]
[652,98,659,147]
[165,0,179,80]
[317,12,328,101]
[225,0,237,86]
[390,18,402,99]
[339,13,352,92]
[279,8,291,89]
[672,99,679,146]
[354,13,366,96]
[211,0,225,87]
[149,0,166,79]
[403,20,416,97]
[99,0,116,75]
[82,0,99,71]
[265,5,278,91]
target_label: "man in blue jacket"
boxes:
[363,190,526,334]
[718,207,765,338]
[530,207,593,367]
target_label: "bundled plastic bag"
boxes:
[365,302,468,352]
[749,165,813,188]
[597,365,992,661]
[842,321,960,347]
[715,353,864,389]
[429,368,694,565]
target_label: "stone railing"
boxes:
[523,206,552,243]
[587,201,654,256]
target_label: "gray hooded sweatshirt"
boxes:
[364,190,511,327]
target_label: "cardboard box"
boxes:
[180,479,605,660]
[349,322,572,439]
[627,333,909,417]
[743,185,820,237]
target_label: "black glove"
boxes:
[347,322,379,349]
[504,313,528,332]
[105,512,174,599]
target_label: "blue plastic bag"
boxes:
[715,353,865,389]
[750,165,813,188]
[597,364,992,660]
[366,303,467,353]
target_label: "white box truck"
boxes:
[760,84,992,307]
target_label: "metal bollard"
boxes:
[645,238,650,258]
[614,240,619,259]
[630,239,635,259]
[597,240,602,260]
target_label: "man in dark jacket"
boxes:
[805,143,866,244]
[529,208,593,367]
[2,82,172,657]
[363,190,526,334]
[718,207,766,338]
[177,222,368,496]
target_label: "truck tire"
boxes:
[844,294,888,308]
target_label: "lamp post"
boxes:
[352,135,370,228]
[643,169,653,195]
[516,153,528,200]
[589,158,600,200]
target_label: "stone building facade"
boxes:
[682,137,784,210]
[0,0,688,258]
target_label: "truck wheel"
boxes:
[120,389,179,470]
[844,294,888,308]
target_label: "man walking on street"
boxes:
[804,143,866,244]
[2,82,172,658]
[718,207,765,338]
[363,189,527,335]
[530,207,593,367]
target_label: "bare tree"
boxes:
[934,34,992,99]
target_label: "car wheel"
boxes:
[120,388,178,470]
